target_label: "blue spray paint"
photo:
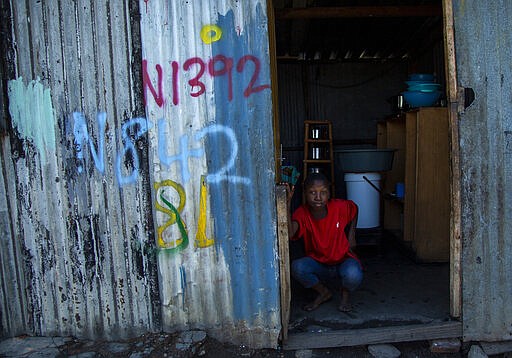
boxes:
[73,112,106,174]
[207,6,279,322]
[194,124,250,185]
[179,265,187,306]
[71,113,253,187]
[158,118,204,183]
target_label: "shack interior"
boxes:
[272,0,458,347]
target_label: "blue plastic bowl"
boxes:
[402,90,442,107]
[408,73,435,81]
[405,80,434,87]
[407,83,442,92]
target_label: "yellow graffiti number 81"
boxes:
[154,180,188,252]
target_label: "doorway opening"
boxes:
[270,0,461,348]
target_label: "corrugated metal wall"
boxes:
[0,0,160,340]
[453,0,512,341]
[0,0,280,348]
[139,0,279,347]
[278,62,409,147]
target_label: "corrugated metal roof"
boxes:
[1,0,280,348]
[453,0,512,341]
[273,0,443,62]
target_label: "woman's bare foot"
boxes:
[338,288,352,312]
[303,283,332,311]
[303,291,332,311]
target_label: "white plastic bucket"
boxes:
[344,172,381,228]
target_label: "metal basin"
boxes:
[334,148,395,172]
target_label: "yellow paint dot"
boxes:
[201,25,222,44]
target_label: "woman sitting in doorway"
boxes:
[285,172,363,312]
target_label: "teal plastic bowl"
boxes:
[407,83,442,92]
[402,90,441,107]
[405,80,434,87]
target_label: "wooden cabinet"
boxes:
[380,108,450,262]
[378,116,406,234]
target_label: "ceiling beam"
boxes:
[275,5,442,19]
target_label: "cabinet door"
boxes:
[413,108,450,262]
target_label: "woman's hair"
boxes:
[303,172,331,189]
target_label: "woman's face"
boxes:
[304,180,330,210]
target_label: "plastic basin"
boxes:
[402,90,441,107]
[407,83,442,92]
[405,80,434,87]
[334,148,395,172]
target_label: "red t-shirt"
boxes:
[291,199,358,265]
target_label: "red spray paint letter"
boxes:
[142,59,164,107]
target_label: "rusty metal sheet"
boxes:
[1,0,160,340]
[1,0,280,348]
[139,0,280,348]
[452,0,512,342]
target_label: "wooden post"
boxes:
[276,184,290,341]
[442,0,462,319]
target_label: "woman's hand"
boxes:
[279,182,299,238]
[282,182,296,206]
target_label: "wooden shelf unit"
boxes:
[303,120,335,195]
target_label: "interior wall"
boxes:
[277,38,446,203]
[278,61,408,149]
[278,61,408,201]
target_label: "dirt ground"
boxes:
[4,330,510,357]
[54,331,482,357]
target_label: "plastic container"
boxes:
[334,148,395,173]
[395,182,405,198]
[407,83,442,92]
[405,80,434,87]
[402,90,441,107]
[344,172,381,228]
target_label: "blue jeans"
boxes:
[291,256,363,291]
